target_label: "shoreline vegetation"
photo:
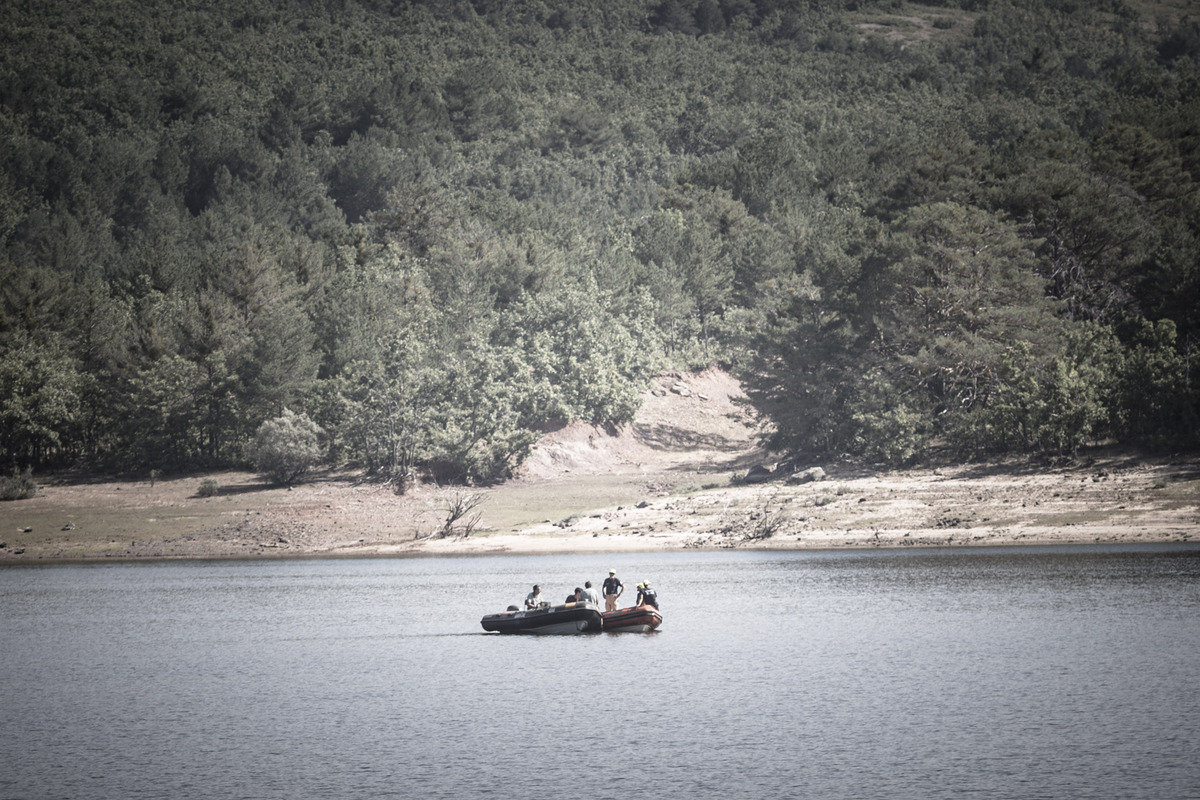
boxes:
[3,371,1196,564]
[4,2,1200,497]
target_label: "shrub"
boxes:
[0,468,37,501]
[197,478,220,497]
[246,408,325,485]
[440,491,485,538]
[850,401,930,467]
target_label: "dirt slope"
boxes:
[518,366,765,480]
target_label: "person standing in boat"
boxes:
[581,580,601,606]
[602,569,623,612]
[525,584,546,609]
[635,581,659,609]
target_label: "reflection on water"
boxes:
[2,545,1198,800]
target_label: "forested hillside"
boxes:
[2,0,1198,485]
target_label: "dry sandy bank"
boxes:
[3,368,1197,562]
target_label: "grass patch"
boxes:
[481,472,663,531]
[849,4,976,48]
[681,482,724,494]
[1028,509,1137,527]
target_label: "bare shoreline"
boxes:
[3,369,1197,564]
[2,454,1196,565]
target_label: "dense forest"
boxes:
[2,0,1198,486]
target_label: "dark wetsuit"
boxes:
[637,586,659,609]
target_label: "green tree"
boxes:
[123,355,205,469]
[1112,319,1196,447]
[954,327,1116,460]
[996,131,1156,323]
[633,206,733,357]
[0,336,82,467]
[426,343,538,485]
[337,339,436,489]
[320,248,439,486]
[884,202,1060,437]
[848,368,932,466]
[497,278,654,427]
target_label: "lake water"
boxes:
[2,545,1199,800]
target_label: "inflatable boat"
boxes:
[480,601,603,634]
[600,604,663,632]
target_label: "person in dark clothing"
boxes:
[635,581,659,609]
[566,587,582,604]
[602,569,624,612]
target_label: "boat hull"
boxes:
[481,602,603,634]
[601,605,662,632]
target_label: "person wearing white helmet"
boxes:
[635,580,659,609]
[602,569,623,612]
